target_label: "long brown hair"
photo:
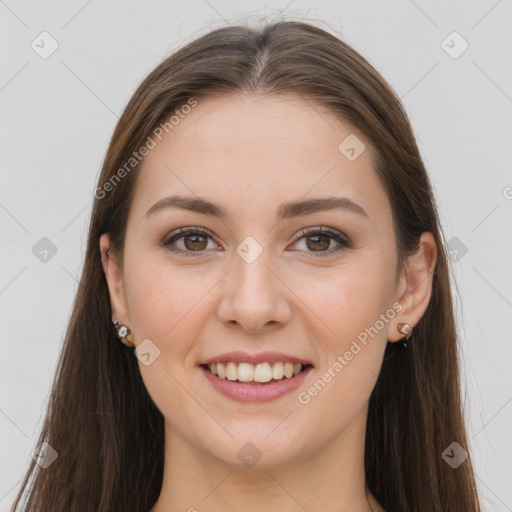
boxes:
[11,19,481,511]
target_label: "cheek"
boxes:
[122,257,211,431]
[290,259,394,409]
[290,260,394,349]
[123,250,208,354]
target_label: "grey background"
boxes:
[1,0,511,510]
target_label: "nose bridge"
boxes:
[233,240,277,307]
[217,237,290,331]
[235,245,273,297]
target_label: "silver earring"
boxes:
[112,319,133,347]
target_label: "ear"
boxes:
[388,232,437,343]
[99,233,131,326]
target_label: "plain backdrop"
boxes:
[1,1,511,510]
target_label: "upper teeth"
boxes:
[208,362,303,382]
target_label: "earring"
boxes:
[112,319,134,348]
[397,322,412,348]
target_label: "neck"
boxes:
[150,405,384,512]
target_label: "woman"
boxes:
[11,20,482,511]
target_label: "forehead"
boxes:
[130,93,391,230]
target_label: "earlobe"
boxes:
[388,232,437,343]
[99,233,130,322]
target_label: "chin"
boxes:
[194,423,313,470]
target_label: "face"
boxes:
[102,93,407,468]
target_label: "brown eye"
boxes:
[183,234,208,251]
[305,234,331,252]
[291,227,351,257]
[163,227,218,257]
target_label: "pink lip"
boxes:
[200,365,313,403]
[199,350,312,366]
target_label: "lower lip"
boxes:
[200,366,313,403]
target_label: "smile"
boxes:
[199,351,314,402]
[203,361,308,384]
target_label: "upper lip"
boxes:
[199,351,313,366]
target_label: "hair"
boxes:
[11,18,481,512]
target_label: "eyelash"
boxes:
[161,226,351,258]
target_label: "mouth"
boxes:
[200,361,313,385]
[199,356,314,403]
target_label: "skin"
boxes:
[100,92,436,512]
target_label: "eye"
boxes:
[161,227,220,257]
[161,226,351,258]
[290,226,351,257]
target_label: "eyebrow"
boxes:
[145,194,369,219]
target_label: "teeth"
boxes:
[254,363,272,382]
[207,361,306,382]
[226,361,238,381]
[238,362,254,382]
[272,362,284,380]
[283,362,294,378]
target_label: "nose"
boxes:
[216,248,292,334]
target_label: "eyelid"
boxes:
[162,226,215,245]
[294,226,350,245]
